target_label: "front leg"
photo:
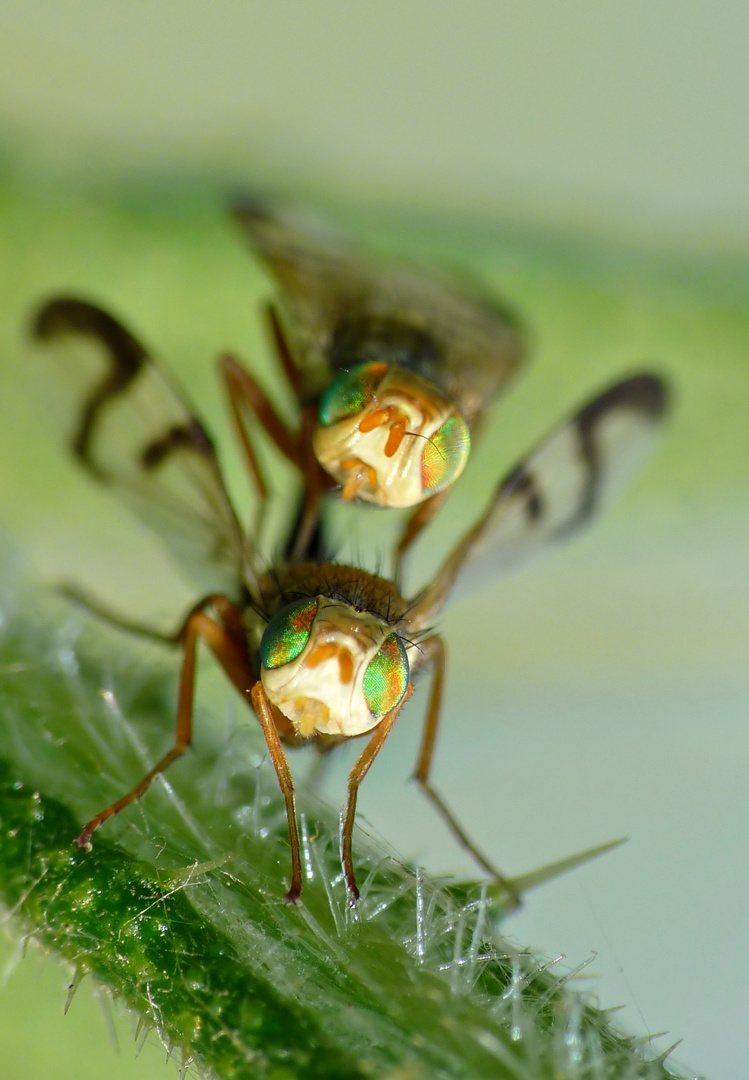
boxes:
[76,595,254,848]
[218,354,332,561]
[218,351,301,481]
[393,489,450,582]
[413,635,521,909]
[341,685,413,901]
[251,682,303,903]
[286,404,337,562]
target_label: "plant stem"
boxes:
[0,582,685,1080]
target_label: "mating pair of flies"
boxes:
[32,200,668,906]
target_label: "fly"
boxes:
[32,278,667,904]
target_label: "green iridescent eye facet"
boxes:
[318,362,388,427]
[362,634,409,718]
[260,598,319,670]
[421,412,471,495]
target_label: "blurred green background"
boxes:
[1,4,748,1079]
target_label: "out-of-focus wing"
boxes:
[411,373,669,625]
[31,296,247,598]
[231,198,525,420]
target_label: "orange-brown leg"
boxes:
[265,303,302,397]
[287,404,335,561]
[218,352,330,557]
[59,586,247,648]
[251,683,303,903]
[218,351,302,471]
[394,489,450,580]
[76,597,253,848]
[413,635,520,908]
[341,684,414,900]
[58,582,184,644]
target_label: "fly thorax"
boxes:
[313,364,471,507]
[259,596,409,738]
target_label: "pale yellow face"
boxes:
[259,596,410,738]
[312,364,471,507]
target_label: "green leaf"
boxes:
[0,575,685,1080]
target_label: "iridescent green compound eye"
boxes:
[421,412,471,495]
[260,598,319,670]
[362,634,409,718]
[318,362,389,426]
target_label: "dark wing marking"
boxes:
[411,373,669,624]
[231,198,525,419]
[31,297,247,597]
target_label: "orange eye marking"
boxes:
[337,648,354,684]
[358,407,391,433]
[306,642,337,667]
[384,418,407,458]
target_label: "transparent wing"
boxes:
[411,373,669,624]
[231,198,525,419]
[31,296,246,598]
